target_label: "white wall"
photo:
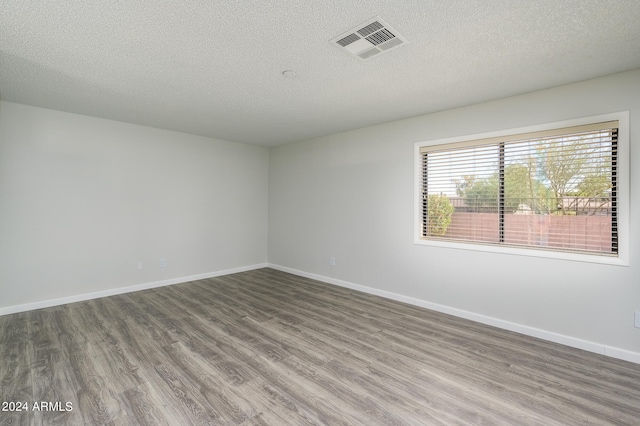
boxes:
[0,101,269,310]
[2,70,638,359]
[268,69,640,357]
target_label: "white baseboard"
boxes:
[4,262,638,365]
[0,263,268,316]
[268,263,640,365]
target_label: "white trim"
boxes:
[5,261,638,364]
[604,346,640,364]
[413,111,630,267]
[268,263,640,365]
[0,263,268,316]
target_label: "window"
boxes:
[414,112,629,265]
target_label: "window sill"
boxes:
[413,237,629,267]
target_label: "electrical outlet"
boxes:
[137,261,143,270]
[635,311,640,328]
[160,258,167,268]
[329,256,336,266]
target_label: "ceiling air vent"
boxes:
[330,17,408,60]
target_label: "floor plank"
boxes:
[1,267,639,425]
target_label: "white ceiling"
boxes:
[1,1,640,147]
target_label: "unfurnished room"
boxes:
[1,1,640,425]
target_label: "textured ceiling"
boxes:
[1,1,640,147]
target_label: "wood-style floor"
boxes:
[1,268,639,425]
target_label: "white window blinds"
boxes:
[420,121,618,256]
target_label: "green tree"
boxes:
[427,194,454,236]
[505,163,554,213]
[537,137,611,214]
[462,165,550,213]
[452,175,477,197]
[575,174,610,197]
[464,177,498,211]
[461,136,611,215]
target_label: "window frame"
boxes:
[413,112,629,266]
